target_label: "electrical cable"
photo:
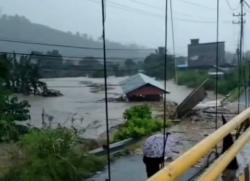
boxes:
[1,51,176,75]
[225,0,240,11]
[0,38,154,51]
[128,0,211,18]
[101,0,111,180]
[177,0,216,10]
[0,51,150,61]
[86,0,231,24]
[238,0,245,112]
[170,0,177,83]
[244,0,250,8]
[162,0,168,167]
[215,0,220,131]
[237,47,241,113]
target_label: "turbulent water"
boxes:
[17,77,193,139]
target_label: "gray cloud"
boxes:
[0,0,248,55]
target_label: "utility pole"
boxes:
[101,0,111,180]
[233,0,246,111]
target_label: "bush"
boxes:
[226,87,244,102]
[20,129,75,158]
[113,118,164,141]
[113,105,170,141]
[123,105,152,120]
[177,70,209,88]
[2,129,106,181]
[0,96,30,142]
[177,69,241,95]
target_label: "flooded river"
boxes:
[17,77,194,139]
[17,76,248,181]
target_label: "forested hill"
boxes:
[0,15,152,60]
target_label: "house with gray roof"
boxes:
[121,73,170,101]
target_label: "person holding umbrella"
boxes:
[143,132,177,178]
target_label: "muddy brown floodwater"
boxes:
[16,76,250,180]
[17,77,206,139]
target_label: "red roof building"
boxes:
[121,73,170,101]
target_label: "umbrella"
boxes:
[143,133,177,158]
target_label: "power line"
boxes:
[162,0,168,167]
[0,51,149,61]
[174,17,231,24]
[87,0,231,24]
[1,51,177,73]
[176,0,216,10]
[170,0,177,83]
[130,0,216,11]
[174,16,224,24]
[225,0,240,11]
[0,38,154,51]
[87,0,164,18]
[244,0,250,8]
[109,0,163,18]
[128,0,209,18]
[128,0,161,10]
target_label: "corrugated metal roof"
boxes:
[120,73,170,94]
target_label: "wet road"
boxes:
[90,115,250,181]
[88,155,147,181]
[89,119,217,181]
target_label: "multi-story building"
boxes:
[188,39,225,68]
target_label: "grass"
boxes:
[225,87,245,102]
[177,69,240,96]
[1,129,106,181]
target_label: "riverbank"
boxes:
[89,82,242,180]
[89,101,238,180]
[89,117,218,180]
[5,76,232,180]
[176,69,239,96]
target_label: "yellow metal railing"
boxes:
[199,127,250,181]
[147,107,250,181]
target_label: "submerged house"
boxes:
[121,73,169,101]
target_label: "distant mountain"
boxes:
[0,15,153,60]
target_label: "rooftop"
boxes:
[189,39,224,46]
[120,73,170,94]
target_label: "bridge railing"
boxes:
[147,107,250,181]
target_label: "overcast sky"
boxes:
[0,0,249,55]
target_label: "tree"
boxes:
[0,56,30,141]
[0,54,8,80]
[1,54,48,95]
[143,52,175,80]
[79,57,103,77]
[37,49,63,69]
[124,59,137,75]
[110,63,125,77]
